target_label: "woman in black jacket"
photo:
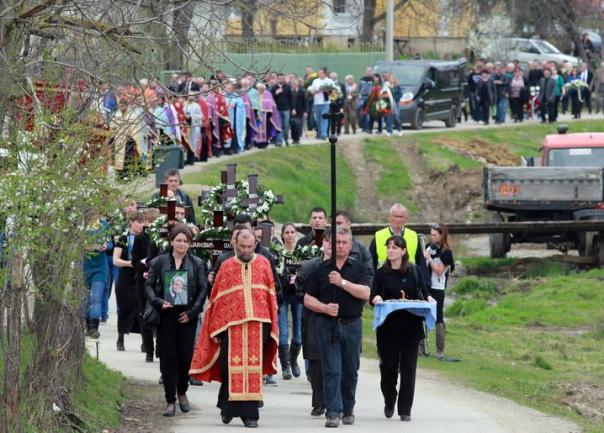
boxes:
[145,224,208,417]
[132,208,160,362]
[370,235,434,422]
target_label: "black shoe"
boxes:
[400,415,411,421]
[342,414,355,425]
[140,343,146,353]
[311,407,325,417]
[243,418,258,428]
[221,415,233,424]
[178,395,190,413]
[145,353,153,362]
[116,339,125,352]
[158,375,163,385]
[384,406,394,418]
[189,377,204,386]
[163,403,176,417]
[258,401,264,408]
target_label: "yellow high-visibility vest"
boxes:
[375,226,419,267]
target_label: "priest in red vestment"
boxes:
[189,229,278,428]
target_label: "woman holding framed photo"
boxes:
[145,224,208,417]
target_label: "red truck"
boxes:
[483,126,604,260]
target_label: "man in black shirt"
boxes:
[271,73,292,146]
[152,169,196,223]
[304,227,370,428]
[296,206,327,248]
[290,77,306,144]
[335,210,373,285]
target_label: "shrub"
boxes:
[452,276,497,295]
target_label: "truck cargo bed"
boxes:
[483,166,604,212]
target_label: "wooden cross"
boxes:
[241,174,261,212]
[190,209,233,263]
[221,163,238,202]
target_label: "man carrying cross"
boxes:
[189,228,279,428]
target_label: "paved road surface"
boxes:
[89,298,582,433]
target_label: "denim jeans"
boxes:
[496,97,507,123]
[313,104,329,139]
[276,110,290,145]
[84,280,106,320]
[316,316,362,418]
[278,294,302,346]
[470,91,480,121]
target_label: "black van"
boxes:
[373,59,466,129]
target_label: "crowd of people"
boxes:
[466,59,604,124]
[99,57,604,175]
[83,169,457,428]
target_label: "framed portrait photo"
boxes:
[164,270,188,306]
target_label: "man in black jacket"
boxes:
[296,207,327,248]
[177,72,200,95]
[334,210,373,285]
[290,77,306,144]
[271,73,293,146]
[538,68,557,123]
[476,70,494,125]
[152,169,196,224]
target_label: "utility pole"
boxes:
[385,0,394,61]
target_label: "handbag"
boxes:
[140,301,160,328]
[411,264,425,301]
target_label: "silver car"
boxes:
[483,38,580,67]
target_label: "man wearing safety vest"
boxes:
[368,203,429,280]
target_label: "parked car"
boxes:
[373,59,466,129]
[482,38,580,67]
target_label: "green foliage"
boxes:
[182,144,356,224]
[460,256,515,273]
[362,138,417,212]
[523,261,573,278]
[452,276,497,296]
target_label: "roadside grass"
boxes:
[361,269,604,433]
[73,355,126,431]
[363,138,416,212]
[181,144,357,223]
[367,119,604,174]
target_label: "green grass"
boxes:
[180,144,357,224]
[73,355,126,431]
[362,269,604,433]
[459,256,516,273]
[363,138,417,212]
[414,138,482,171]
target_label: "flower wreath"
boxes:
[270,243,322,276]
[190,226,231,261]
[199,180,279,225]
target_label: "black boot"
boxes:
[289,343,302,377]
[117,333,125,351]
[87,319,100,339]
[279,345,292,380]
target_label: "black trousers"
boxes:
[430,289,445,324]
[540,99,556,122]
[135,279,154,357]
[290,116,303,142]
[307,359,324,409]
[479,101,490,124]
[509,97,524,121]
[217,323,271,420]
[158,310,196,403]
[376,324,420,417]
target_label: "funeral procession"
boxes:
[2,1,604,433]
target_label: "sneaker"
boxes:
[86,328,100,339]
[342,414,355,425]
[189,377,204,386]
[400,415,411,421]
[325,416,340,428]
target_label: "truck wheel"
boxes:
[410,108,424,130]
[445,105,458,128]
[578,232,596,257]
[489,232,508,258]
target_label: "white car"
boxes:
[483,38,580,67]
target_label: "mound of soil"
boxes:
[564,381,604,421]
[432,137,520,166]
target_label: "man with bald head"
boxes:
[369,204,428,272]
[190,228,279,428]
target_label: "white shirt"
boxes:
[309,77,335,105]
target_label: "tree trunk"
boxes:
[240,0,258,42]
[3,255,24,433]
[361,0,377,43]
[168,1,196,71]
